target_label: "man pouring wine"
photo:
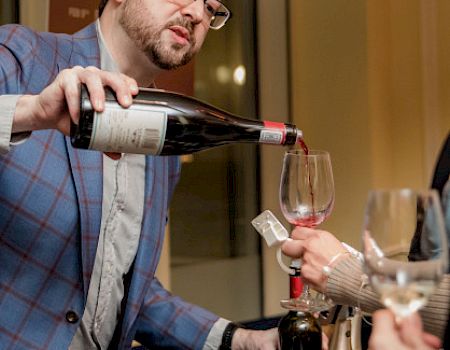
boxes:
[0,0,283,348]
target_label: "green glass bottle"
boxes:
[278,262,322,350]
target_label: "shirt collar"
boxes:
[96,19,120,73]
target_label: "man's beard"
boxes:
[119,1,197,70]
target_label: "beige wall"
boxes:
[260,0,450,317]
[257,0,292,316]
[19,0,48,31]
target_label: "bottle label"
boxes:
[261,121,286,144]
[89,101,167,155]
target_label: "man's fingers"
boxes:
[59,69,83,124]
[88,69,135,108]
[65,67,138,117]
[81,67,107,111]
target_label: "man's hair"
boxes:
[98,0,109,17]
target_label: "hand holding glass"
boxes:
[362,189,448,319]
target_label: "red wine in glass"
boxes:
[280,147,334,230]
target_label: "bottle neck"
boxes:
[261,121,302,146]
[289,268,304,299]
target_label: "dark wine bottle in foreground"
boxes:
[70,85,304,155]
[278,261,322,350]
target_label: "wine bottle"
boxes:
[278,261,322,350]
[70,84,303,155]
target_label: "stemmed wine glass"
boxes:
[362,189,448,320]
[279,149,335,312]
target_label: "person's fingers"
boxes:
[82,66,136,109]
[372,309,396,330]
[58,67,84,125]
[91,68,135,108]
[81,66,108,111]
[399,313,435,349]
[57,118,72,136]
[369,310,400,350]
[281,239,305,258]
[322,331,329,350]
[370,310,438,350]
[422,333,442,349]
[299,264,326,292]
[33,67,139,135]
[68,67,137,115]
[291,226,316,239]
[120,73,139,95]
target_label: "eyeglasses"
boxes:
[171,0,232,29]
[202,0,231,29]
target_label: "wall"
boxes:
[257,0,292,316]
[19,0,48,30]
[289,0,371,249]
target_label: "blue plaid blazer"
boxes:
[0,23,218,349]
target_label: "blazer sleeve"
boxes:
[0,24,39,95]
[134,277,219,349]
[0,23,68,97]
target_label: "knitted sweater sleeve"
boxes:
[326,255,450,338]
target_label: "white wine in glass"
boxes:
[362,189,448,318]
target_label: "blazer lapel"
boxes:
[66,23,103,298]
[67,146,103,299]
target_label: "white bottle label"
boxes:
[260,130,283,144]
[89,101,167,155]
[260,121,287,144]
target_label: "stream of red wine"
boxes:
[297,138,309,156]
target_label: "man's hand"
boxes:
[13,66,138,136]
[369,310,442,350]
[231,327,330,350]
[231,328,278,350]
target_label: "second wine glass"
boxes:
[362,189,448,319]
[279,149,335,312]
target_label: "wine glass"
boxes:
[362,189,448,319]
[279,149,335,312]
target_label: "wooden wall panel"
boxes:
[48,0,97,33]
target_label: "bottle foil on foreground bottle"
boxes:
[70,85,303,155]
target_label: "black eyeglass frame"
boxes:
[208,1,232,30]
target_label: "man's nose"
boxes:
[180,0,204,25]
